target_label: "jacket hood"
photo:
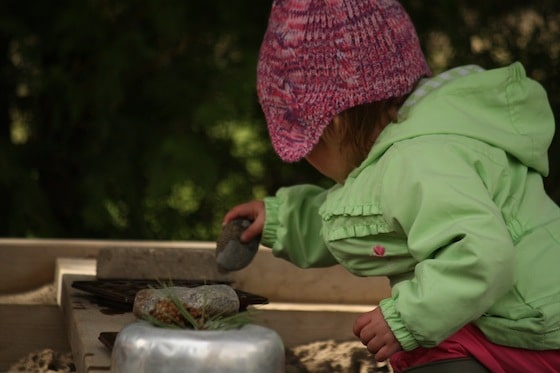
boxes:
[369,62,555,176]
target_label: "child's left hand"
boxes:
[353,307,403,361]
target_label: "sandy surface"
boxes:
[286,340,393,372]
[0,284,74,372]
[7,341,392,373]
[7,349,75,373]
[0,284,58,306]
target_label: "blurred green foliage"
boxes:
[0,1,558,240]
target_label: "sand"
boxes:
[7,341,392,373]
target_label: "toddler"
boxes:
[223,0,560,371]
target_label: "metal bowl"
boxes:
[111,321,285,373]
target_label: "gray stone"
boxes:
[96,246,232,282]
[216,219,260,272]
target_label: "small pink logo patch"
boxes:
[373,245,385,256]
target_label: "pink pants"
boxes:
[389,324,560,373]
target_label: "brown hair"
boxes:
[324,96,406,167]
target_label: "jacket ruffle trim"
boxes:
[319,203,393,241]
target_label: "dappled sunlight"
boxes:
[464,6,560,64]
[105,200,128,229]
[426,32,454,72]
[1,1,558,239]
[9,108,31,144]
[167,181,201,214]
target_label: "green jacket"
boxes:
[262,62,560,351]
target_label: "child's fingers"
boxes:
[240,218,264,242]
[353,311,372,336]
[223,203,252,224]
[223,201,264,225]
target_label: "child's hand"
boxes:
[353,307,403,362]
[223,200,265,242]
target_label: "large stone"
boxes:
[96,246,232,282]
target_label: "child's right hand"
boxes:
[223,200,265,243]
[353,307,402,361]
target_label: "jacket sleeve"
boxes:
[378,141,516,351]
[262,184,339,268]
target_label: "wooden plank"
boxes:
[253,308,363,348]
[0,239,214,294]
[0,305,70,372]
[232,249,391,305]
[2,239,391,305]
[61,274,135,373]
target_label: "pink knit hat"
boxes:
[257,0,431,162]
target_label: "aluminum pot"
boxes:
[111,321,285,373]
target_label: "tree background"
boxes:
[0,0,558,241]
